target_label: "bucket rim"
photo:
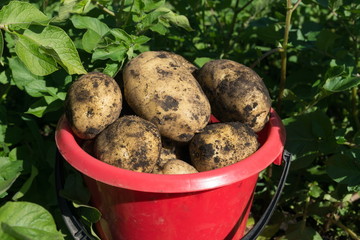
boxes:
[55,108,286,193]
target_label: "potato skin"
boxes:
[162,159,198,174]
[94,115,161,173]
[196,59,271,132]
[189,122,259,172]
[123,51,211,142]
[65,72,122,139]
[152,147,178,174]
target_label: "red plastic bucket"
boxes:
[55,108,286,240]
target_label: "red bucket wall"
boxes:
[84,174,258,240]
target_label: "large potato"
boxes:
[94,115,161,173]
[122,51,211,142]
[189,122,259,172]
[196,59,271,132]
[65,72,122,139]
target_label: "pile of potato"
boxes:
[64,51,271,174]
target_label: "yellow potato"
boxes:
[94,115,161,173]
[189,122,259,172]
[65,72,122,139]
[123,51,211,142]
[196,59,271,132]
[162,159,198,174]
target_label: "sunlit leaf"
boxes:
[0,1,49,29]
[71,15,110,52]
[0,201,64,240]
[0,157,22,198]
[323,76,360,92]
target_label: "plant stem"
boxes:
[331,214,360,240]
[91,0,116,17]
[351,86,360,131]
[224,0,255,53]
[277,0,302,111]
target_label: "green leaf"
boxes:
[139,8,170,30]
[12,165,38,201]
[326,153,360,186]
[15,25,87,76]
[286,222,323,240]
[149,22,168,35]
[133,35,150,45]
[308,182,323,198]
[71,15,110,52]
[57,0,93,20]
[0,201,64,240]
[103,62,122,77]
[0,157,22,198]
[110,29,132,43]
[14,33,59,76]
[194,57,212,67]
[133,0,165,13]
[60,173,90,204]
[315,29,339,52]
[283,111,337,159]
[26,96,62,117]
[92,43,128,62]
[73,202,101,223]
[0,1,49,29]
[323,76,360,92]
[158,7,193,31]
[8,57,58,98]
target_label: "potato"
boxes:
[152,147,178,174]
[162,51,198,74]
[189,122,259,172]
[196,59,271,132]
[94,115,161,173]
[162,159,198,174]
[123,51,211,142]
[65,72,122,139]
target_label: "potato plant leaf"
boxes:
[326,153,360,187]
[14,33,59,76]
[322,76,360,92]
[0,1,49,29]
[71,15,110,52]
[12,165,38,201]
[24,25,87,75]
[158,7,193,31]
[9,57,57,98]
[283,111,337,160]
[0,201,64,240]
[0,157,22,198]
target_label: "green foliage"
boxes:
[0,201,64,240]
[0,0,359,239]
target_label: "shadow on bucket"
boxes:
[55,108,291,240]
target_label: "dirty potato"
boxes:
[122,51,211,142]
[152,147,178,174]
[162,159,199,174]
[65,72,122,139]
[94,115,161,173]
[196,59,271,132]
[189,122,259,172]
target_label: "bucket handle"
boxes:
[55,151,93,240]
[241,150,292,240]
